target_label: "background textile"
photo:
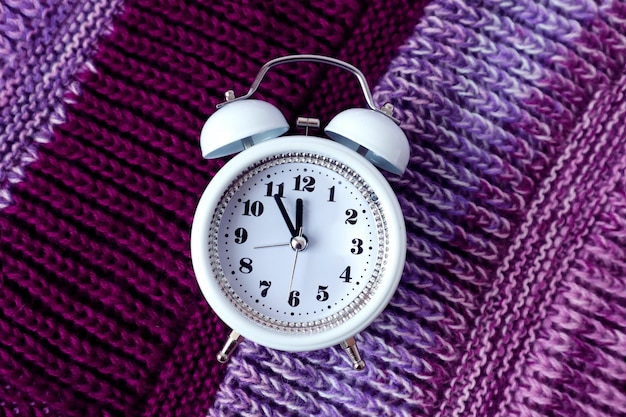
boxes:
[209,2,626,416]
[0,0,124,208]
[1,0,626,417]
[0,0,426,415]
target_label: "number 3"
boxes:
[351,238,363,255]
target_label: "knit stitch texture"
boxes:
[0,0,425,415]
[208,2,626,416]
[0,0,124,209]
[2,0,626,416]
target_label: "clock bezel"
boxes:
[191,136,406,351]
[210,153,385,331]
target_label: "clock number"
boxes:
[259,280,271,297]
[328,186,336,202]
[293,175,316,192]
[242,200,264,216]
[288,290,300,307]
[339,266,352,283]
[351,238,364,255]
[234,227,248,244]
[265,181,285,198]
[316,285,329,302]
[345,209,358,225]
[239,258,253,274]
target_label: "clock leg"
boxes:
[340,337,365,371]
[216,330,243,363]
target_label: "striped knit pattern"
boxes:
[208,1,626,416]
[0,0,124,209]
[2,0,626,416]
[0,1,425,416]
[505,90,626,417]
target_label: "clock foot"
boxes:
[340,337,365,371]
[217,330,243,363]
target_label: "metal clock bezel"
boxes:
[208,152,387,333]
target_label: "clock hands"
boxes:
[255,197,304,251]
[288,227,304,295]
[254,196,302,249]
[253,243,290,249]
[295,197,303,234]
[274,194,303,238]
[271,194,307,299]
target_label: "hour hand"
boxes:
[295,198,303,232]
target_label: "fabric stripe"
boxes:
[0,0,124,208]
[208,1,626,416]
[0,1,425,415]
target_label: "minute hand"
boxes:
[274,194,297,237]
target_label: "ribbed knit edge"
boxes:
[435,72,626,417]
[0,0,124,209]
[0,1,428,416]
[517,179,626,417]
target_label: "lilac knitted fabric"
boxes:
[2,0,626,416]
[208,1,626,416]
[0,0,124,208]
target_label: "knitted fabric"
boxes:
[0,0,124,209]
[2,1,626,417]
[208,1,626,417]
[0,0,425,416]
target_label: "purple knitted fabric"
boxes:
[0,0,124,208]
[2,0,626,416]
[0,0,425,415]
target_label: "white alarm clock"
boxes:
[190,55,409,370]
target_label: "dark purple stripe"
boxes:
[0,0,426,415]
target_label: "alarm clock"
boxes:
[190,55,409,370]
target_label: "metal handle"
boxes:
[216,54,395,121]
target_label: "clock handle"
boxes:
[216,54,398,124]
[340,337,366,371]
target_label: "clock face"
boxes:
[207,152,388,333]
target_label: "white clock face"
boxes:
[207,152,388,333]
